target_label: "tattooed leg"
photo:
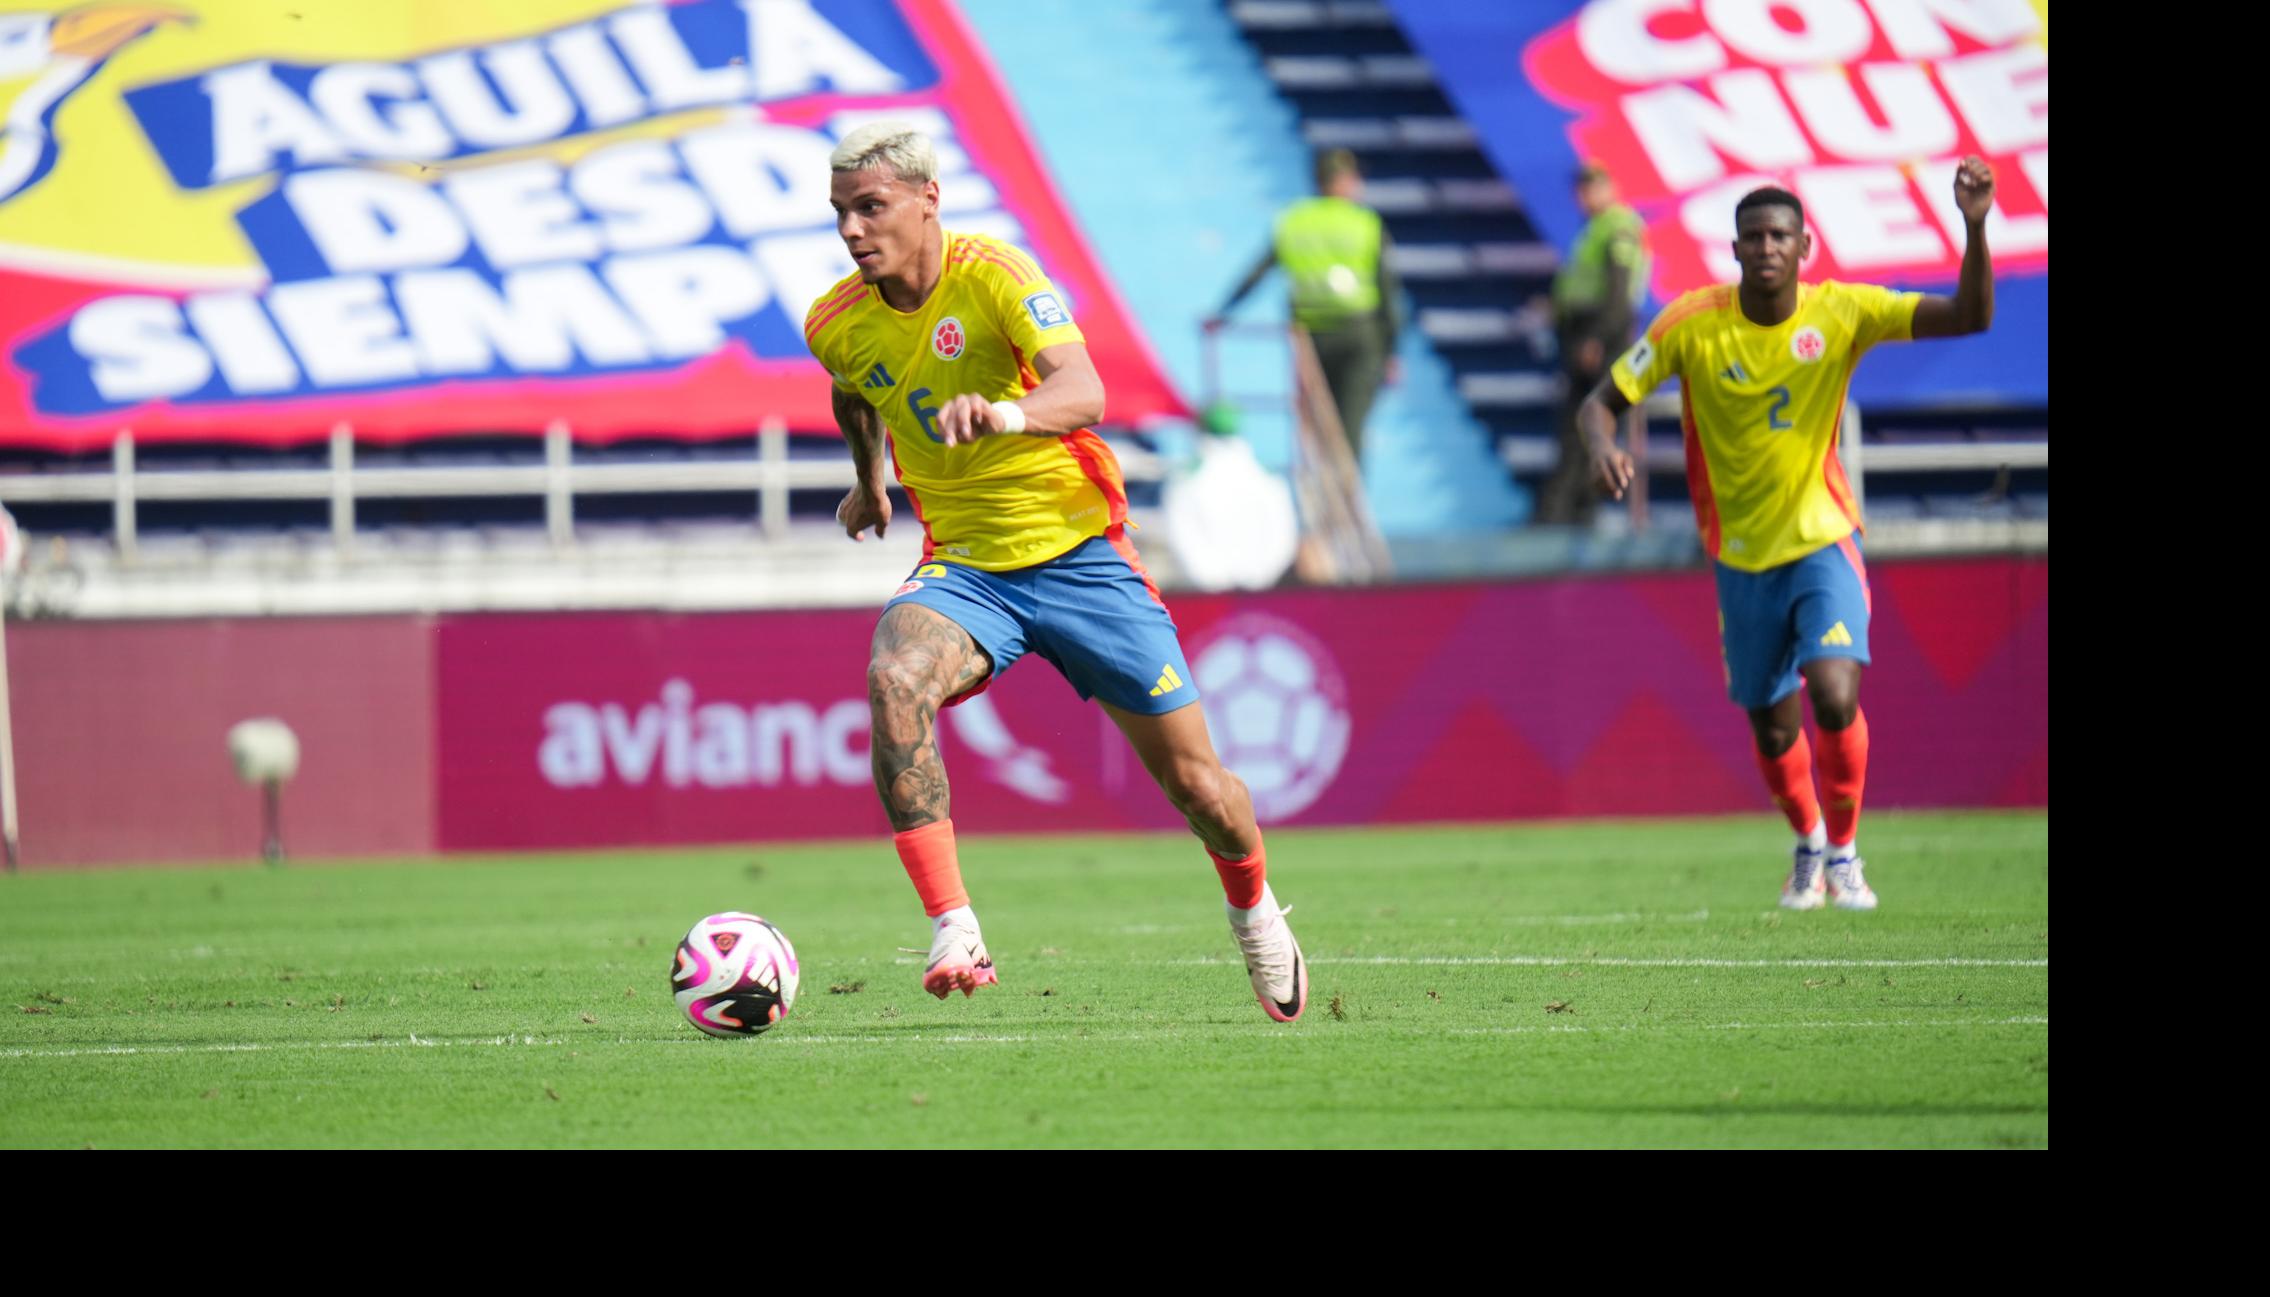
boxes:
[1100,700,1260,858]
[867,603,991,832]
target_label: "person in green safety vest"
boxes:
[1540,161,1650,526]
[1209,148,1403,463]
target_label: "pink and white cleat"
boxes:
[1229,885,1307,1023]
[922,910,998,999]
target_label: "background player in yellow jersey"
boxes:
[806,123,1307,1021]
[1580,157,1997,911]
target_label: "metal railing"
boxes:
[0,421,1170,559]
[1504,391,2049,527]
[1199,319,1392,582]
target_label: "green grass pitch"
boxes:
[0,811,2047,1148]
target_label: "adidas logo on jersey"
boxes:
[863,363,896,389]
[1720,363,1749,383]
[1148,664,1185,697]
[1819,622,1854,647]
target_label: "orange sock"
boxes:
[1816,710,1870,848]
[1756,731,1822,838]
[1208,836,1267,911]
[894,819,969,918]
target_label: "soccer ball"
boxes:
[1192,614,1351,821]
[671,912,800,1038]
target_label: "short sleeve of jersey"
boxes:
[1606,229,1643,269]
[1604,209,1646,270]
[1843,281,1923,350]
[1610,305,1685,404]
[967,239,1084,363]
[803,277,863,391]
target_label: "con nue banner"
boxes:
[1392,0,2048,407]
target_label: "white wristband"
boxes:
[990,399,1027,434]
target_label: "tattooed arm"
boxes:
[833,386,893,541]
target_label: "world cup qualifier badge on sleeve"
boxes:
[1022,290,1072,330]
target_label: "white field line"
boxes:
[0,1033,571,1059]
[1182,956,2046,968]
[1503,909,1714,926]
[0,1016,2049,1059]
[3,953,2047,986]
[886,954,2044,968]
[1451,1016,2049,1036]
[0,912,1730,968]
[1112,911,1719,936]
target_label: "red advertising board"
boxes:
[5,558,2043,866]
[432,557,2047,851]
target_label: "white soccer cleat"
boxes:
[922,912,998,999]
[1229,885,1308,1023]
[1780,843,1827,910]
[1826,855,1878,911]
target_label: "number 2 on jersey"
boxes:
[1767,385,1793,431]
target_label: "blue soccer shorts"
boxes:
[883,530,1198,715]
[1714,535,1872,710]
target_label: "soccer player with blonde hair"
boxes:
[805,123,1307,1021]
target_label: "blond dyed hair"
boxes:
[828,122,938,184]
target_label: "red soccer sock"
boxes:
[1755,731,1823,838]
[1208,836,1267,911]
[1816,709,1870,848]
[894,819,969,918]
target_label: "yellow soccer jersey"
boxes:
[1611,281,1919,572]
[803,230,1122,571]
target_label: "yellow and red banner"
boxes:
[0,0,1186,447]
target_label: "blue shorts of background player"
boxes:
[1715,535,1872,710]
[885,532,1198,714]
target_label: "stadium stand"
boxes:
[0,0,2042,617]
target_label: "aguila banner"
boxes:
[0,0,1185,448]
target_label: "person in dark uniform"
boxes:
[1540,161,1649,525]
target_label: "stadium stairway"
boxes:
[956,0,1529,535]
